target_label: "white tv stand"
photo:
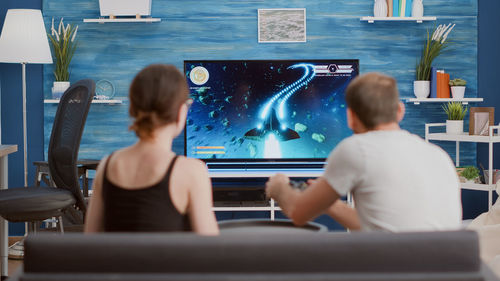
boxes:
[208,166,324,220]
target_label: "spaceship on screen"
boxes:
[244,108,300,142]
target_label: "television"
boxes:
[184,59,359,163]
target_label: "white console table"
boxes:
[208,168,324,220]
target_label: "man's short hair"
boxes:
[345,72,400,129]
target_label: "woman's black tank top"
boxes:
[102,154,191,232]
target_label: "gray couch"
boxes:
[8,230,499,281]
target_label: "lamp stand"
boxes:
[21,62,27,187]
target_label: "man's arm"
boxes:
[324,200,361,231]
[266,175,340,226]
[267,175,361,230]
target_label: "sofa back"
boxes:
[18,230,490,281]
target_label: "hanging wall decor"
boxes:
[258,8,306,43]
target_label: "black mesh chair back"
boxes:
[48,79,95,214]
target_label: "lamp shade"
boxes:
[0,9,52,64]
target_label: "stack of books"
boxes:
[387,0,413,17]
[430,67,451,99]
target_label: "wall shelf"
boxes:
[405,97,483,105]
[360,16,437,23]
[83,18,161,23]
[44,99,123,104]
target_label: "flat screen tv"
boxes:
[184,59,359,163]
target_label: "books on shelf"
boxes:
[393,0,399,17]
[436,70,450,99]
[428,68,453,99]
[405,0,412,17]
[430,67,437,98]
[384,0,413,17]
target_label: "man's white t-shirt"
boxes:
[323,130,462,232]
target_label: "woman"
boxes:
[84,64,219,235]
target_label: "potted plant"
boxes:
[449,78,467,99]
[47,18,78,99]
[414,23,455,98]
[459,166,480,184]
[442,102,467,134]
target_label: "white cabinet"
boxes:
[425,123,500,209]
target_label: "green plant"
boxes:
[449,78,467,86]
[442,102,467,120]
[416,23,455,81]
[47,18,78,81]
[460,166,479,180]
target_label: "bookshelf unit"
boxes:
[425,123,500,210]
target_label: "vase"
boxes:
[413,80,430,98]
[52,81,70,99]
[373,0,388,17]
[412,0,424,17]
[446,120,463,135]
[451,86,466,99]
[99,0,152,17]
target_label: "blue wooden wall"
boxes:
[42,0,478,165]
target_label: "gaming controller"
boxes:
[289,180,308,191]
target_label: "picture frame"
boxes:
[469,107,495,136]
[258,8,306,43]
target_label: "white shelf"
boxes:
[360,16,436,23]
[426,132,500,143]
[461,183,496,192]
[44,99,123,104]
[83,18,161,23]
[208,169,323,178]
[406,97,483,105]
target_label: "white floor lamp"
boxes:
[0,9,53,187]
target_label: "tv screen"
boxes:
[184,59,359,162]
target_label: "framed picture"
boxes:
[469,107,495,136]
[258,8,306,43]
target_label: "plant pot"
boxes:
[99,0,152,16]
[446,120,464,134]
[451,86,466,99]
[459,176,480,184]
[413,80,430,98]
[51,81,70,99]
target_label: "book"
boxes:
[388,0,393,17]
[443,73,450,98]
[430,67,437,98]
[436,70,444,98]
[405,0,412,17]
[393,0,399,17]
[401,0,406,17]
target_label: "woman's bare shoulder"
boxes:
[175,156,208,174]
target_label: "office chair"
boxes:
[0,79,95,232]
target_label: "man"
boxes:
[266,73,462,232]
